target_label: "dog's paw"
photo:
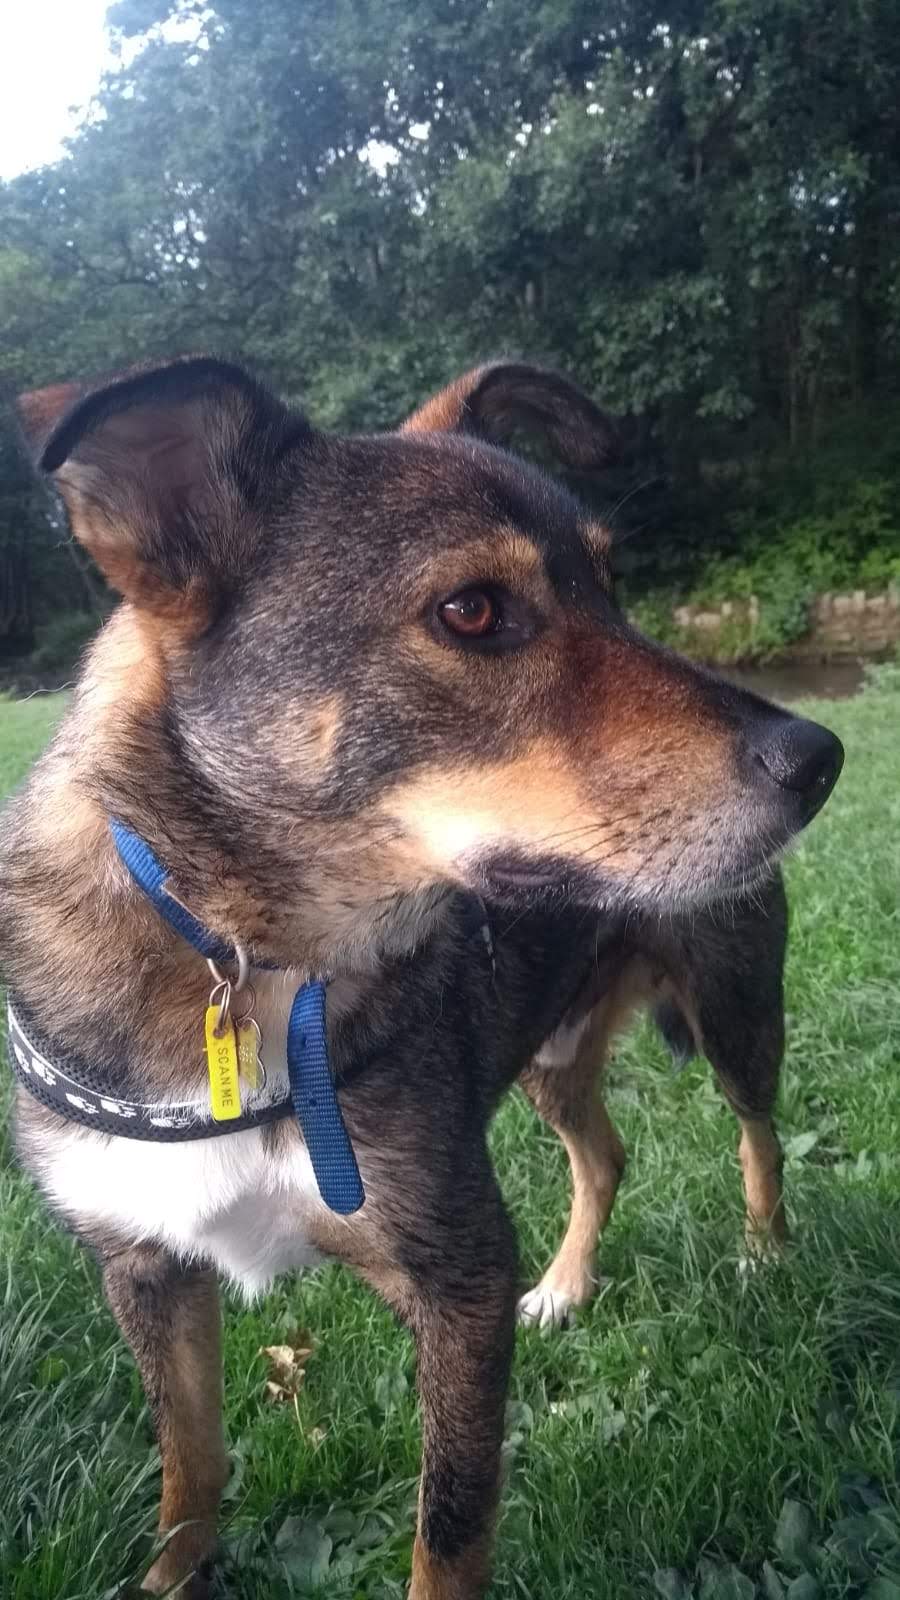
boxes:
[120,1578,214,1600]
[517,1283,577,1329]
[126,1555,218,1600]
[739,1224,789,1278]
[736,1235,784,1273]
[518,1273,608,1329]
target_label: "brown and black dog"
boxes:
[1,358,842,1598]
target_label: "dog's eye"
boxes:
[438,588,502,640]
[433,585,536,653]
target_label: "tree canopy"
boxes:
[2,0,899,655]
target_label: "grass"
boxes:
[1,671,900,1599]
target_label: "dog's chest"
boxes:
[45,1122,328,1294]
[39,971,363,1296]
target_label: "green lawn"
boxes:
[2,674,900,1600]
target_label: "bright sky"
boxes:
[0,2,413,183]
[0,0,114,180]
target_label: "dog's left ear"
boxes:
[401,361,618,469]
[17,356,308,626]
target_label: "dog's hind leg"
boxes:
[100,1244,228,1598]
[517,987,633,1328]
[672,996,787,1253]
[660,875,789,1254]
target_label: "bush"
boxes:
[29,612,102,677]
[625,469,900,659]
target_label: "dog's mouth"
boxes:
[458,713,843,913]
[477,852,568,894]
[469,849,612,906]
[466,830,788,913]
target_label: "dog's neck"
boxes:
[93,611,450,974]
[1,610,450,1083]
[99,792,449,982]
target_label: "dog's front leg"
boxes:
[100,1244,228,1598]
[390,1186,517,1600]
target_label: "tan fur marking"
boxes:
[403,529,549,613]
[17,382,84,452]
[77,608,171,729]
[57,469,214,625]
[657,986,787,1252]
[305,695,343,765]
[739,1117,788,1247]
[10,609,219,1099]
[380,737,696,886]
[521,972,647,1313]
[410,1533,492,1599]
[382,743,595,872]
[494,531,542,574]
[100,1261,228,1599]
[145,1342,228,1595]
[381,627,737,898]
[400,369,492,437]
[543,1103,626,1308]
[357,1260,418,1319]
[238,693,346,786]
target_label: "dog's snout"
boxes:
[753,716,844,817]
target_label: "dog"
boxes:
[1,356,843,1599]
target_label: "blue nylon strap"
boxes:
[110,820,233,964]
[109,818,365,1215]
[287,981,365,1215]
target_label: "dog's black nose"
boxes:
[754,716,844,818]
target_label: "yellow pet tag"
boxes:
[205,1006,241,1121]
[236,1018,262,1090]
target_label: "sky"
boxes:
[0,0,116,180]
[0,3,401,183]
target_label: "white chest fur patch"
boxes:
[533,1009,592,1070]
[36,969,365,1297]
[41,1120,330,1296]
[42,1120,329,1292]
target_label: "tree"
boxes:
[2,0,899,653]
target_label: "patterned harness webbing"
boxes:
[6,996,294,1141]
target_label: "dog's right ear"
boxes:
[401,361,619,469]
[17,357,308,626]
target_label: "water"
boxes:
[722,658,866,704]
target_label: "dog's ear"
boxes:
[17,356,307,625]
[401,361,618,469]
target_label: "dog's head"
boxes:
[19,357,842,946]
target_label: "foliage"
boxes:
[28,612,103,678]
[655,1485,900,1598]
[1,0,900,657]
[625,421,900,658]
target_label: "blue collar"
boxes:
[109,820,365,1216]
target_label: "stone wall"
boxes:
[670,587,900,657]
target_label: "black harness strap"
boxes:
[5,900,496,1144]
[6,997,293,1141]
